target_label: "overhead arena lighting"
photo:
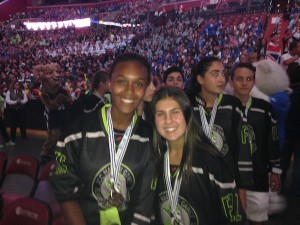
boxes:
[98,20,141,28]
[24,18,91,30]
[23,17,141,31]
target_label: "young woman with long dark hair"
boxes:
[150,86,245,225]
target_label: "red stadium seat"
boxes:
[34,160,63,220]
[0,155,39,215]
[52,217,66,225]
[0,197,52,225]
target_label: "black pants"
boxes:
[6,107,27,141]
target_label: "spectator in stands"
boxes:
[282,29,295,54]
[74,73,87,95]
[247,52,258,64]
[257,37,268,59]
[226,57,235,70]
[292,21,300,41]
[235,53,247,66]
[0,94,15,148]
[221,46,232,65]
[24,82,39,100]
[5,81,28,143]
[284,4,292,21]
[50,52,155,225]
[288,13,300,30]
[163,66,185,90]
[82,70,110,114]
[252,18,264,40]
[280,41,300,71]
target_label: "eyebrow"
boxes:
[167,75,183,79]
[235,75,254,79]
[115,74,147,81]
[209,70,224,73]
[156,107,181,113]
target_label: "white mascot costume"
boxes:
[251,60,290,215]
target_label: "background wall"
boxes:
[0,0,28,21]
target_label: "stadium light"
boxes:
[24,18,91,30]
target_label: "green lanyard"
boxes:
[101,104,138,134]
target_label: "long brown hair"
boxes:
[149,87,221,180]
[186,57,221,107]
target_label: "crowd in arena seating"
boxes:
[4,1,124,23]
[280,2,300,55]
[0,0,297,102]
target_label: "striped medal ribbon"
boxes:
[164,143,183,225]
[198,97,218,141]
[107,106,135,206]
[244,96,252,117]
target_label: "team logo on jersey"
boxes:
[241,124,257,155]
[211,125,229,156]
[92,163,135,211]
[159,192,199,225]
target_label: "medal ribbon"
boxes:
[198,96,219,140]
[107,106,136,193]
[244,96,252,117]
[164,143,183,224]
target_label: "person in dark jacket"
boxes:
[230,63,281,225]
[150,86,245,225]
[83,70,111,114]
[50,53,155,225]
[186,57,249,208]
[5,80,28,142]
[281,62,300,196]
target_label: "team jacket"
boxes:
[83,93,105,114]
[43,88,72,130]
[155,149,245,225]
[240,97,281,191]
[192,94,249,188]
[50,107,156,225]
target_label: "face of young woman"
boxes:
[143,80,156,102]
[155,97,186,145]
[110,61,148,117]
[197,61,225,96]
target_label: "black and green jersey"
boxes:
[192,94,249,188]
[83,93,105,114]
[241,97,281,191]
[155,149,245,225]
[50,106,155,225]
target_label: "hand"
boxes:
[269,173,281,192]
[239,188,247,210]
